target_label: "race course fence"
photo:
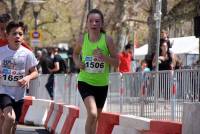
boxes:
[29,69,200,122]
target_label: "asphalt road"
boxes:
[16,125,49,134]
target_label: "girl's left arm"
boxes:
[103,36,119,68]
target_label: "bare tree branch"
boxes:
[103,1,114,5]
[19,2,29,20]
[45,30,56,38]
[141,0,154,13]
[57,0,73,5]
[37,14,59,28]
[167,0,196,16]
[79,0,87,34]
[0,0,9,13]
[162,0,198,27]
[123,18,147,24]
[162,10,196,28]
[10,0,18,20]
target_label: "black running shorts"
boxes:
[0,94,24,122]
[78,81,108,109]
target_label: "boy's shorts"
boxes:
[0,94,24,122]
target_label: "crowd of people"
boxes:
[117,29,187,74]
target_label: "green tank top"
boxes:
[78,33,110,86]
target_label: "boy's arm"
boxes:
[18,66,38,87]
[27,66,39,80]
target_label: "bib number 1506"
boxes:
[85,62,104,68]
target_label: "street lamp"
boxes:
[26,0,46,47]
[26,0,46,30]
[153,0,162,113]
[154,0,162,72]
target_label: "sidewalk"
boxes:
[16,125,49,134]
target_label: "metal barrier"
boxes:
[29,69,200,122]
[29,74,51,100]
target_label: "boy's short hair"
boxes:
[6,21,26,34]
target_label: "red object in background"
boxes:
[0,39,8,46]
[143,120,182,134]
[118,52,132,73]
[22,41,33,51]
[97,112,119,134]
[0,38,32,51]
[19,96,34,124]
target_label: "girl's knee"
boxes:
[88,110,98,119]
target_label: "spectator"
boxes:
[136,59,150,72]
[152,39,174,101]
[174,55,183,70]
[36,50,42,73]
[160,29,169,40]
[40,48,54,74]
[160,29,172,48]
[48,47,67,74]
[45,47,67,100]
[118,43,133,73]
[152,39,174,70]
[38,48,54,100]
[174,55,184,99]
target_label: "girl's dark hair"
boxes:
[0,13,11,23]
[159,39,172,62]
[87,9,105,33]
[125,43,132,50]
[6,21,26,34]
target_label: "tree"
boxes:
[0,0,197,50]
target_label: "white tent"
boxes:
[134,44,148,56]
[170,36,199,66]
[134,36,199,66]
[134,44,148,59]
[169,36,199,54]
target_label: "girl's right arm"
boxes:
[73,35,85,69]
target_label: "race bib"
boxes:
[0,68,25,87]
[84,56,105,73]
